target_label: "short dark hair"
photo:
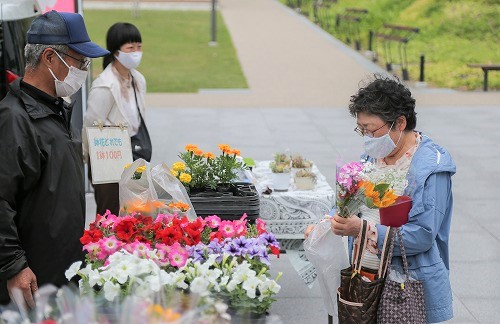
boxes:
[102,22,142,69]
[348,74,417,130]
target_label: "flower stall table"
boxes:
[250,161,335,286]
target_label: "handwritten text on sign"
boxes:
[87,127,133,184]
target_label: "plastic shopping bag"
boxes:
[304,219,349,316]
[150,162,196,220]
[119,159,196,219]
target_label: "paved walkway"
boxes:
[85,0,500,323]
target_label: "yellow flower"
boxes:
[179,172,192,184]
[135,165,146,173]
[124,163,131,169]
[172,161,186,172]
[170,168,178,177]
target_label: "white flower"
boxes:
[214,301,228,314]
[190,277,210,296]
[242,276,260,299]
[65,261,82,280]
[103,281,121,301]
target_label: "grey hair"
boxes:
[24,44,69,69]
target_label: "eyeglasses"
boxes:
[354,122,390,137]
[52,49,91,70]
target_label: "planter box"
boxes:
[189,182,260,222]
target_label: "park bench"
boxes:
[372,23,419,80]
[467,64,500,91]
[334,8,368,50]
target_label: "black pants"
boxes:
[94,182,120,216]
[88,161,120,216]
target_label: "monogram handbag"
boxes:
[130,77,152,162]
[337,220,394,324]
[377,228,426,324]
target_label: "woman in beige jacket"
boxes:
[83,22,148,216]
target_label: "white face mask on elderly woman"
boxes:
[363,122,403,158]
[48,51,88,97]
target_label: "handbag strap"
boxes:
[131,76,145,121]
[385,228,411,281]
[378,226,394,279]
[352,219,369,273]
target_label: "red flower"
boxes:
[80,229,103,245]
[115,218,138,242]
[270,245,280,258]
[158,227,182,245]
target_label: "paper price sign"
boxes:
[87,126,133,184]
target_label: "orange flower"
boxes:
[194,149,204,156]
[218,144,230,152]
[168,201,190,212]
[230,149,241,156]
[378,190,398,208]
[204,152,215,159]
[185,144,198,152]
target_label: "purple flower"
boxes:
[246,245,270,265]
[258,232,279,247]
[188,244,206,263]
[233,236,251,249]
[223,242,241,256]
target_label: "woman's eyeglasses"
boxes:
[354,122,389,137]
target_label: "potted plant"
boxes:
[172,144,259,221]
[270,160,291,191]
[294,169,317,190]
[291,154,313,176]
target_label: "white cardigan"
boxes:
[82,63,147,160]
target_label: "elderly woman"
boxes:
[308,75,455,323]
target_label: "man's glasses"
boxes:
[354,122,389,137]
[52,49,91,70]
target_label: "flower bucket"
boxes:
[294,176,315,190]
[379,195,412,227]
[272,172,290,191]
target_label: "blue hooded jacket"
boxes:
[350,134,456,323]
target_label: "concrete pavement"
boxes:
[85,0,500,323]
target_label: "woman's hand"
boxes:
[331,214,361,237]
[304,224,315,239]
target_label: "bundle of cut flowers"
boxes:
[0,284,229,324]
[336,161,402,217]
[66,211,282,317]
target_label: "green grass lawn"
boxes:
[284,0,499,90]
[84,10,247,92]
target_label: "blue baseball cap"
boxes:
[27,11,109,58]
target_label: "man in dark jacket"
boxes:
[0,11,108,308]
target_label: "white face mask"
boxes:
[363,122,403,159]
[115,50,142,70]
[48,51,88,97]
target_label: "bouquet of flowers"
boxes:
[66,212,282,317]
[336,161,404,218]
[336,161,366,217]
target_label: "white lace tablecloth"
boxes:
[250,161,336,287]
[251,161,335,239]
